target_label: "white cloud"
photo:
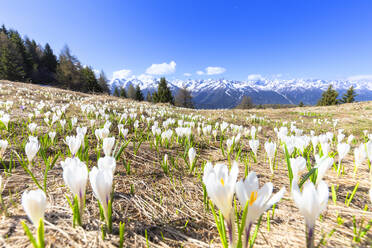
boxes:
[112,69,132,79]
[347,74,372,81]
[137,74,154,83]
[196,70,204,75]
[206,66,226,75]
[247,74,264,81]
[183,73,192,77]
[146,61,176,75]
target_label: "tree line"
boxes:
[0,24,109,93]
[235,85,357,109]
[113,77,195,108]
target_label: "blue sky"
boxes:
[1,0,372,81]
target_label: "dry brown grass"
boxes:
[0,80,371,247]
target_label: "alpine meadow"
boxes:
[0,1,372,248]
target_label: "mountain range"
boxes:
[109,77,372,109]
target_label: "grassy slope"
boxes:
[0,80,371,247]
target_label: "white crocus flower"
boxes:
[28,123,37,134]
[264,141,276,174]
[188,147,196,166]
[347,135,354,144]
[22,189,47,228]
[61,157,88,212]
[290,156,307,183]
[292,181,329,247]
[97,156,116,175]
[120,128,129,138]
[25,137,40,164]
[315,155,333,184]
[102,137,115,156]
[365,141,372,163]
[354,144,366,175]
[0,139,8,159]
[65,136,82,157]
[249,139,259,157]
[236,172,285,246]
[48,131,56,143]
[89,166,113,223]
[203,161,238,245]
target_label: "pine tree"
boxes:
[9,30,32,81]
[120,87,127,98]
[25,38,44,82]
[0,25,8,35]
[135,85,144,101]
[56,45,82,90]
[340,86,357,103]
[98,71,110,93]
[81,66,102,93]
[175,87,194,108]
[0,33,25,81]
[317,85,339,106]
[299,101,304,107]
[127,84,136,99]
[113,87,120,97]
[152,77,174,104]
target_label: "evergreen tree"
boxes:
[56,45,82,90]
[24,38,43,82]
[317,85,339,106]
[152,77,174,104]
[135,85,144,101]
[113,87,120,97]
[298,101,304,107]
[340,86,357,103]
[120,87,127,98]
[235,96,253,109]
[98,70,110,93]
[127,84,136,99]
[81,66,102,93]
[37,43,58,83]
[175,87,194,108]
[0,25,8,35]
[0,33,25,81]
[146,91,152,102]
[9,30,32,81]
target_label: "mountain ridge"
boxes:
[109,77,372,109]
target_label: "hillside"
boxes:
[0,80,371,247]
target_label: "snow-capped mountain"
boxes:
[109,76,372,109]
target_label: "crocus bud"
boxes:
[188,147,196,165]
[65,136,82,157]
[25,137,40,163]
[22,189,47,227]
[89,167,113,221]
[28,123,37,133]
[48,131,56,142]
[103,137,115,157]
[290,156,306,183]
[61,157,88,201]
[0,139,8,159]
[264,141,276,173]
[97,156,116,175]
[249,139,259,156]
